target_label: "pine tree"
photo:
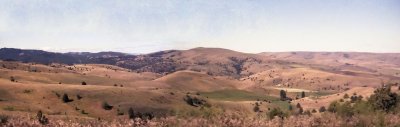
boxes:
[301,91,306,98]
[280,90,287,101]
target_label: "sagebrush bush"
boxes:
[268,108,287,119]
[319,106,326,112]
[36,110,49,125]
[10,76,15,82]
[102,101,113,110]
[184,95,209,107]
[62,93,73,103]
[0,115,8,124]
[76,94,82,100]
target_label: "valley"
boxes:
[0,47,400,126]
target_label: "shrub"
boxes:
[81,81,87,85]
[184,95,208,107]
[128,108,154,120]
[296,103,302,108]
[267,108,286,119]
[343,93,349,99]
[77,94,82,100]
[3,106,15,111]
[368,85,398,112]
[350,95,361,103]
[304,110,311,116]
[81,110,88,115]
[295,103,304,114]
[143,112,154,120]
[55,92,61,98]
[336,102,354,117]
[128,108,135,119]
[23,89,33,94]
[319,106,326,112]
[10,76,15,82]
[298,107,304,114]
[62,94,73,103]
[288,105,293,111]
[0,115,8,124]
[117,109,124,115]
[358,95,363,100]
[311,109,317,113]
[253,104,260,112]
[328,101,339,113]
[353,100,373,115]
[102,102,113,110]
[36,110,49,125]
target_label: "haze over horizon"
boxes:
[0,0,399,53]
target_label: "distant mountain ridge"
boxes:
[1,47,400,79]
[0,48,130,65]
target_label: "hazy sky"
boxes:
[0,0,399,53]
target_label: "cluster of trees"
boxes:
[272,85,400,119]
[280,90,307,101]
[184,95,209,107]
[327,85,400,118]
[267,103,311,119]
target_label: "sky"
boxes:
[0,0,399,53]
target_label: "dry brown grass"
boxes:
[1,113,400,127]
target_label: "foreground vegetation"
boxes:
[1,113,400,127]
[1,85,400,126]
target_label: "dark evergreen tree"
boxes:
[280,90,287,101]
[301,91,306,98]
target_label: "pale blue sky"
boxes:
[0,0,399,53]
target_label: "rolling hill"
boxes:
[1,47,400,125]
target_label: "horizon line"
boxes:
[2,47,400,54]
